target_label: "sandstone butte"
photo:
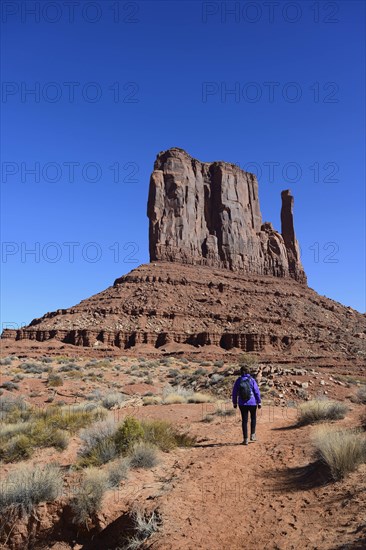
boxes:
[2,148,366,364]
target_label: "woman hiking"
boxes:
[232,366,262,445]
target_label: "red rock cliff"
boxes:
[147,148,306,283]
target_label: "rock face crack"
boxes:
[147,148,307,283]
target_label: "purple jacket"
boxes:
[232,375,261,407]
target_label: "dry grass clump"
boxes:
[47,373,63,387]
[313,426,366,480]
[70,468,108,526]
[163,394,186,404]
[187,392,214,404]
[0,463,63,518]
[141,419,195,451]
[124,508,161,550]
[161,385,212,405]
[297,399,348,426]
[0,401,105,463]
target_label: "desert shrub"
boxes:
[101,392,125,409]
[0,357,13,366]
[70,469,108,526]
[79,420,117,450]
[27,421,69,451]
[202,414,215,423]
[142,396,162,406]
[78,420,118,467]
[40,356,53,363]
[168,368,180,378]
[47,373,63,387]
[124,509,161,550]
[199,361,211,367]
[107,457,130,487]
[1,434,34,462]
[129,442,159,469]
[1,381,19,392]
[0,395,30,422]
[12,374,24,382]
[79,438,118,468]
[86,389,102,401]
[214,360,224,368]
[313,426,366,480]
[297,399,348,425]
[115,417,144,454]
[159,357,172,366]
[187,392,214,404]
[20,362,47,374]
[356,386,366,404]
[0,463,62,517]
[59,364,81,372]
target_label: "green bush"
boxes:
[115,417,144,454]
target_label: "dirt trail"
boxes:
[151,406,366,550]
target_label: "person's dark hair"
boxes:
[240,366,246,376]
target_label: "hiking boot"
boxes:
[250,434,256,442]
[242,439,249,445]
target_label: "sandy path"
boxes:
[153,406,366,550]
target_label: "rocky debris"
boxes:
[148,148,306,283]
[1,259,365,361]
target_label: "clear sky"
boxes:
[1,0,365,330]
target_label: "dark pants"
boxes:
[239,405,257,439]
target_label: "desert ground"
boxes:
[0,348,365,550]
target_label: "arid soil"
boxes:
[0,355,365,550]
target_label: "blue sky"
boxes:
[1,0,365,329]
